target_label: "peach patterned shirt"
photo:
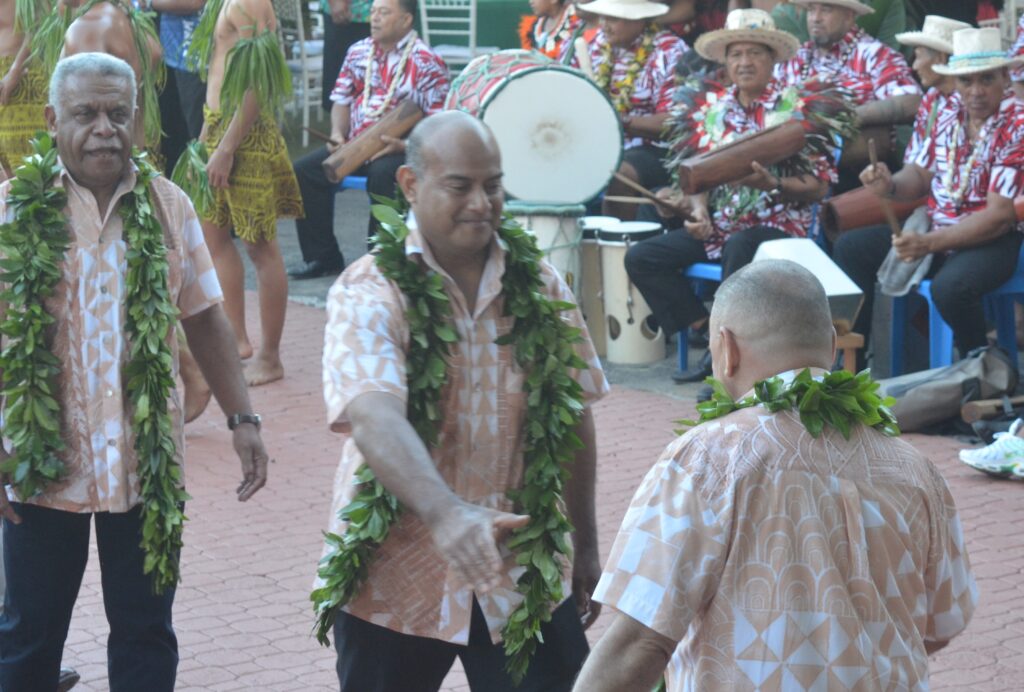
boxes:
[0,165,223,514]
[319,223,609,644]
[596,371,977,691]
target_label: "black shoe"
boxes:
[672,350,712,384]
[288,258,344,280]
[58,668,80,692]
[687,323,709,349]
[696,384,714,403]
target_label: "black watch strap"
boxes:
[227,413,262,431]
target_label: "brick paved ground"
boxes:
[58,296,1024,691]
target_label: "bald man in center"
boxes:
[574,260,977,692]
[316,111,610,691]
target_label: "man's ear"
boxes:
[44,104,57,136]
[397,165,418,204]
[720,327,740,378]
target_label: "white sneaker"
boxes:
[960,419,1024,478]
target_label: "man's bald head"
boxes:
[405,111,501,176]
[711,260,835,362]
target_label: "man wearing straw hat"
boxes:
[834,27,1024,365]
[895,15,971,164]
[775,0,920,176]
[563,0,685,221]
[624,9,851,384]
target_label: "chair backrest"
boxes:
[419,0,476,50]
[272,0,305,52]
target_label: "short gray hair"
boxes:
[49,52,136,117]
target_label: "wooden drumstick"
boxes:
[603,195,655,205]
[611,171,694,221]
[575,37,594,79]
[303,125,341,147]
[869,138,902,238]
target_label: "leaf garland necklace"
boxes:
[311,198,589,685]
[679,368,900,440]
[596,23,657,115]
[361,31,419,121]
[0,135,187,593]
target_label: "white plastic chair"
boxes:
[418,0,497,75]
[274,0,324,146]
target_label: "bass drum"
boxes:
[445,50,622,205]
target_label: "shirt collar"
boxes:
[809,25,863,59]
[726,78,781,110]
[373,29,416,56]
[737,366,831,400]
[56,157,139,228]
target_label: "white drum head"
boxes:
[481,69,622,205]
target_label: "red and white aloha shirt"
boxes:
[1011,14,1024,83]
[774,27,920,106]
[912,95,1024,231]
[696,80,836,260]
[330,31,450,139]
[904,87,958,164]
[563,28,687,148]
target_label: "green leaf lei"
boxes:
[170,140,213,218]
[679,368,900,439]
[312,198,589,684]
[0,136,187,593]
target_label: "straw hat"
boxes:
[896,15,972,55]
[933,27,1022,76]
[789,0,874,17]
[576,0,668,21]
[695,9,801,63]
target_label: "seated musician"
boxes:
[562,0,686,221]
[624,9,851,384]
[775,0,921,187]
[289,0,449,280]
[519,0,582,60]
[896,15,971,163]
[834,28,1024,368]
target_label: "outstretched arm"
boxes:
[572,613,676,692]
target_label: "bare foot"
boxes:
[245,355,284,387]
[238,342,254,360]
[180,340,212,423]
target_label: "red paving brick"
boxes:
[58,295,1024,690]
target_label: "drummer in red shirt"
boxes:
[562,0,686,220]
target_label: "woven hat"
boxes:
[896,15,972,55]
[695,9,800,63]
[789,0,874,17]
[933,27,1022,76]
[576,0,668,21]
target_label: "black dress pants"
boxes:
[333,598,588,692]
[292,147,405,264]
[0,504,178,692]
[625,222,789,335]
[833,224,1024,355]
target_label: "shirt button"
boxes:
[100,286,108,294]
[107,439,116,447]
[105,389,114,398]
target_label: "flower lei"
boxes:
[0,135,187,593]
[595,23,656,115]
[519,5,577,59]
[311,198,589,684]
[679,368,900,439]
[941,113,998,209]
[361,31,419,121]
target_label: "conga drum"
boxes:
[505,201,586,296]
[578,215,619,357]
[597,221,666,365]
[446,50,622,204]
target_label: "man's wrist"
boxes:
[227,413,261,431]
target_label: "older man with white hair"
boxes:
[573,259,977,692]
[0,52,271,691]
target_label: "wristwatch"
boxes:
[227,413,262,431]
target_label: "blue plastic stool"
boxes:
[678,262,723,370]
[889,244,1024,375]
[339,176,367,192]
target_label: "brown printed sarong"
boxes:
[0,57,48,175]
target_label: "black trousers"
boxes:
[0,504,178,691]
[292,147,405,264]
[833,225,1024,355]
[322,19,371,112]
[333,598,589,692]
[625,222,789,335]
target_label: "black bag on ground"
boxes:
[876,347,1019,433]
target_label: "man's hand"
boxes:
[326,131,345,154]
[369,134,405,162]
[737,161,779,192]
[427,501,530,592]
[206,146,235,189]
[0,74,16,106]
[892,232,933,262]
[572,543,602,629]
[653,186,691,220]
[328,0,351,24]
[231,424,270,501]
[684,203,713,240]
[860,160,893,198]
